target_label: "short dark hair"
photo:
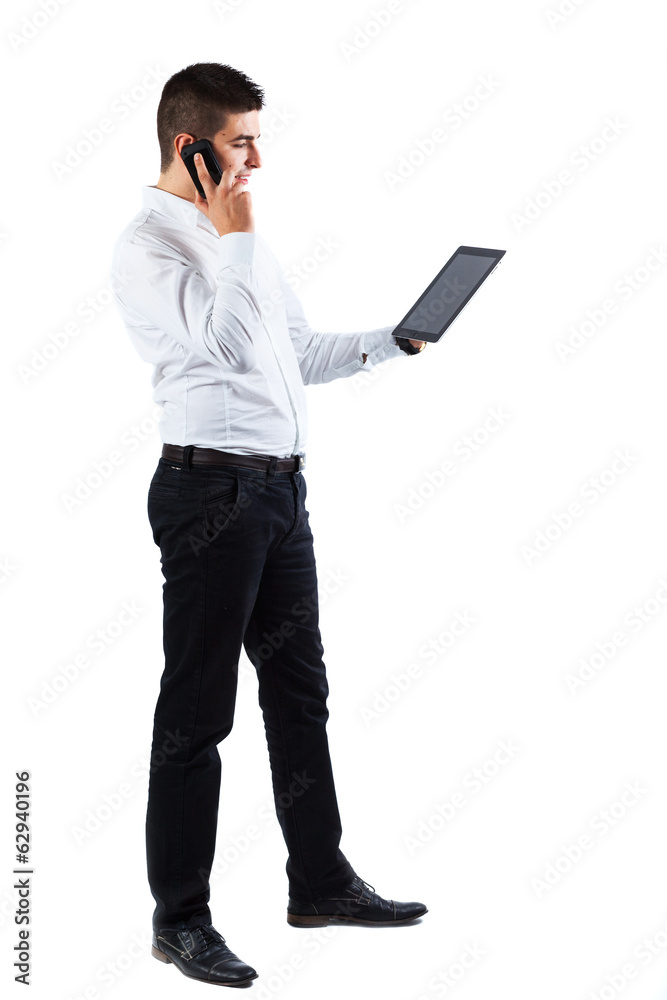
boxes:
[157,62,265,173]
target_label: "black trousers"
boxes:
[145,451,355,930]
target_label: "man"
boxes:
[110,62,428,988]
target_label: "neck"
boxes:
[155,175,194,203]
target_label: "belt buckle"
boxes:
[295,454,305,473]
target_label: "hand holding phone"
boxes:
[181,139,223,197]
[180,139,254,237]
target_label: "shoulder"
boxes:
[111,210,187,268]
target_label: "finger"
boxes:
[221,163,238,190]
[194,151,209,173]
[193,153,211,199]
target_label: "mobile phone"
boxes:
[180,139,223,198]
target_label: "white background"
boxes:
[3,0,667,998]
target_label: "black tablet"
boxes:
[392,245,505,344]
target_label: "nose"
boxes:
[247,144,262,170]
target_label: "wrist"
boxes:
[216,226,255,237]
[394,335,425,356]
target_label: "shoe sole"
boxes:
[286,906,428,927]
[151,945,258,986]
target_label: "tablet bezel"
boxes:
[392,245,506,344]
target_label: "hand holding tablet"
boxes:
[392,246,506,345]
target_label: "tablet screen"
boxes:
[393,246,505,343]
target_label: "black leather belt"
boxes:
[162,443,305,473]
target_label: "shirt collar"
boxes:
[141,184,219,236]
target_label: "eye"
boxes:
[233,143,248,148]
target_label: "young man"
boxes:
[110,62,427,988]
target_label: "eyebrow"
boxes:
[228,133,261,141]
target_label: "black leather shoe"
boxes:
[286,875,428,927]
[151,923,258,986]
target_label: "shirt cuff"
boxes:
[217,231,256,269]
[362,326,405,366]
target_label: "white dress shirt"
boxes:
[109,185,406,458]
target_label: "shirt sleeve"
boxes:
[110,231,262,372]
[267,247,405,385]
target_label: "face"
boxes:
[209,110,262,185]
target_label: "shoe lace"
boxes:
[352,875,375,895]
[198,924,225,948]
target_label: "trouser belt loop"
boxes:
[183,445,195,471]
[266,456,278,484]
